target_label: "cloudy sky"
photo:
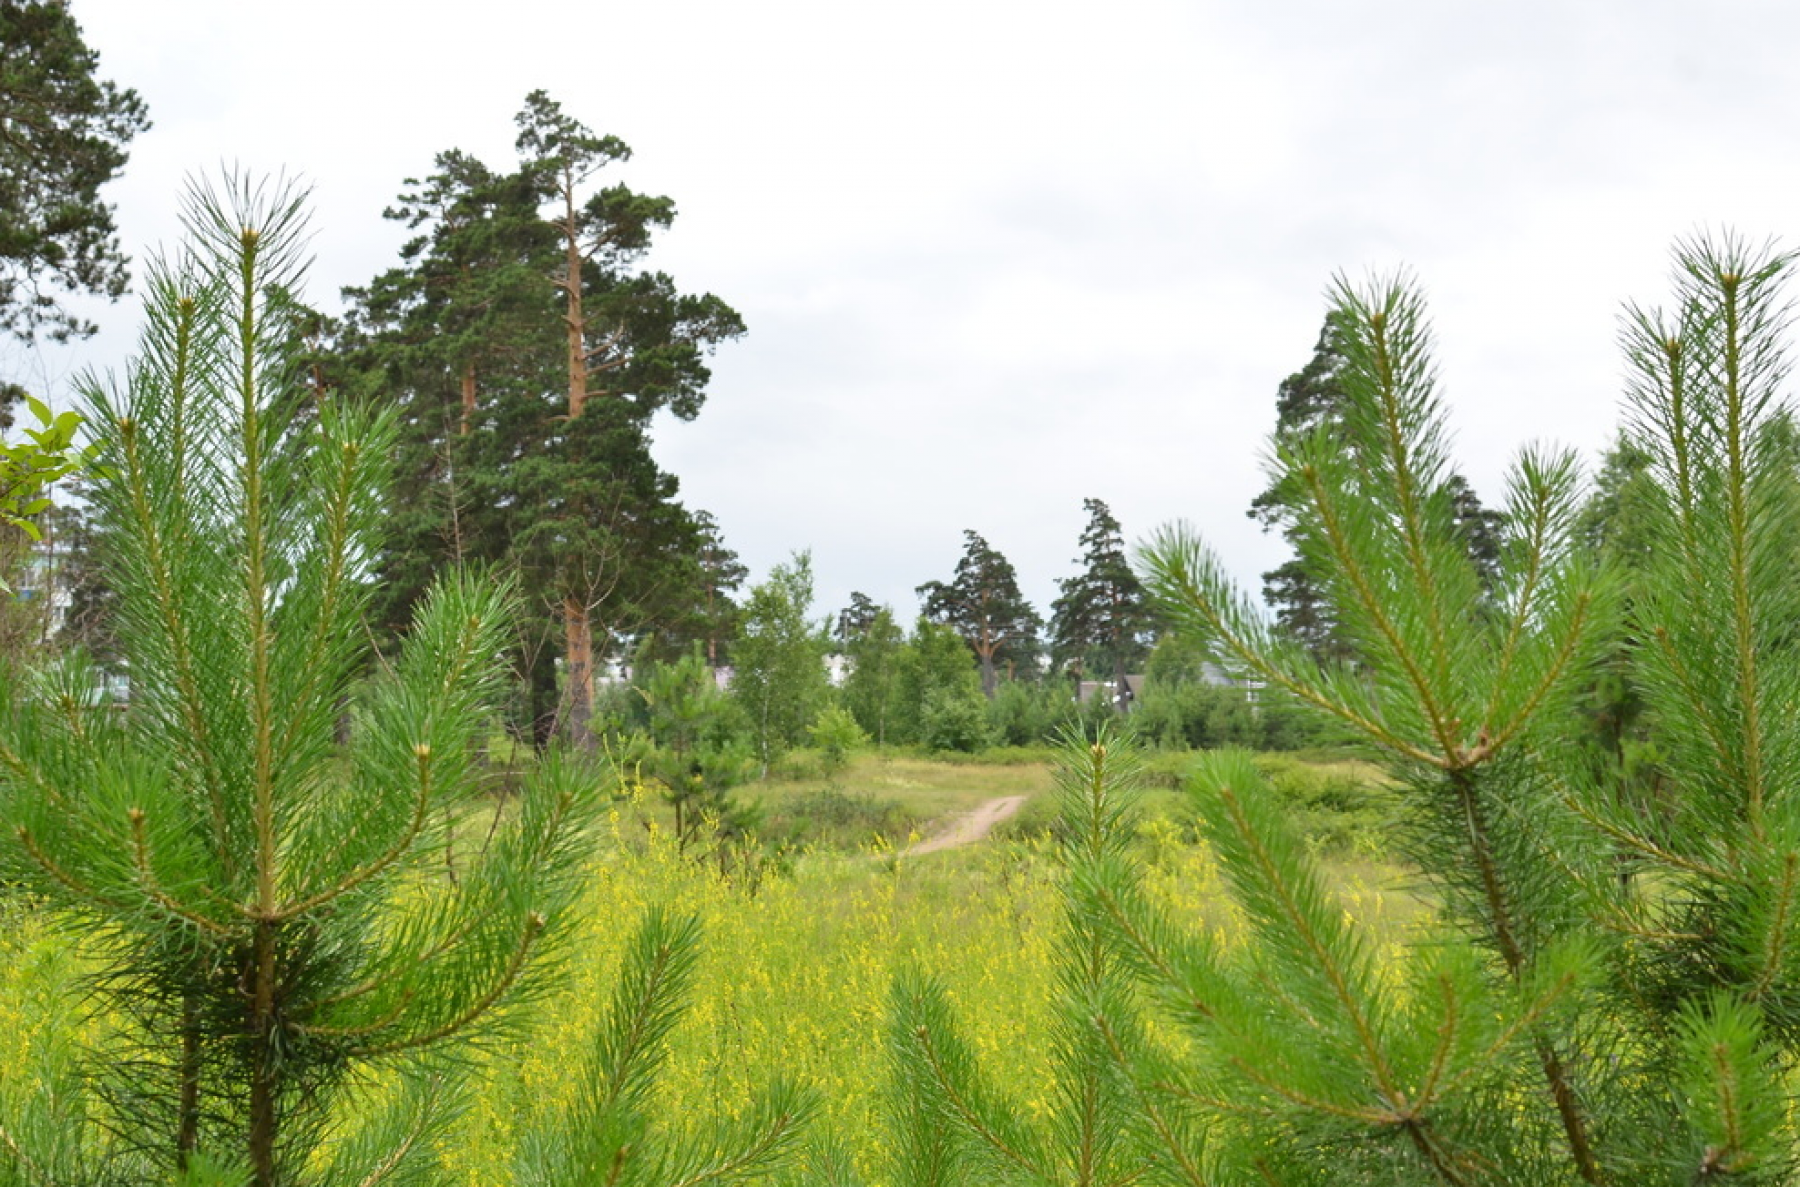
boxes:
[18,0,1800,624]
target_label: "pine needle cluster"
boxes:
[1127,236,1800,1183]
[0,177,614,1186]
[874,235,1800,1186]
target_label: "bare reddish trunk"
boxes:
[563,168,587,421]
[559,165,597,748]
[564,596,594,748]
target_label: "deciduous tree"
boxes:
[892,617,986,751]
[732,552,827,777]
[840,601,905,746]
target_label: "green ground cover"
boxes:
[0,751,1416,1182]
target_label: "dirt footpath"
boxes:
[905,795,1027,856]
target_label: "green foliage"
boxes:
[37,496,117,664]
[638,645,736,756]
[863,238,1800,1184]
[690,510,748,668]
[733,552,829,776]
[1568,433,1663,839]
[1131,634,1330,753]
[0,394,100,605]
[1110,237,1800,1182]
[0,0,149,343]
[0,177,607,1186]
[756,787,916,851]
[1131,680,1259,750]
[835,590,881,644]
[918,688,994,754]
[0,394,91,536]
[840,603,905,746]
[512,909,819,1185]
[1577,433,1657,564]
[1245,753,1395,853]
[1049,498,1153,691]
[891,618,982,747]
[983,678,1075,748]
[918,530,1043,698]
[1247,318,1356,663]
[810,705,868,775]
[332,93,744,746]
[632,645,759,849]
[1247,315,1508,663]
[877,726,1157,1187]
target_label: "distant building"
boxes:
[7,518,74,648]
[9,529,72,643]
[708,653,845,692]
[1077,663,1261,712]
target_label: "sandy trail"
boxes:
[905,795,1027,856]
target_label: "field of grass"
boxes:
[757,750,1059,817]
[0,748,1424,1181]
[438,747,1421,1177]
[741,750,1059,851]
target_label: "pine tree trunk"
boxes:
[559,168,595,751]
[564,596,594,749]
[248,919,280,1187]
[562,172,587,422]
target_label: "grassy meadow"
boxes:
[0,746,1424,1180]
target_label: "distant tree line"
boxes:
[0,60,1516,776]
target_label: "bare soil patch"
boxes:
[905,795,1027,856]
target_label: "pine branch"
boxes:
[1091,1016,1214,1187]
[1137,524,1437,765]
[15,825,128,912]
[126,808,232,936]
[1297,459,1459,763]
[1746,852,1798,1002]
[590,910,703,1117]
[666,1083,816,1187]
[1208,776,1399,1097]
[348,911,545,1058]
[274,743,435,920]
[109,396,235,877]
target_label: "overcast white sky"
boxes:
[16,0,1800,625]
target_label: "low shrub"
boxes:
[756,787,919,850]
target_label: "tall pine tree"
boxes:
[1252,316,1507,662]
[0,0,149,344]
[1049,497,1153,708]
[336,93,745,746]
[917,530,1042,698]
